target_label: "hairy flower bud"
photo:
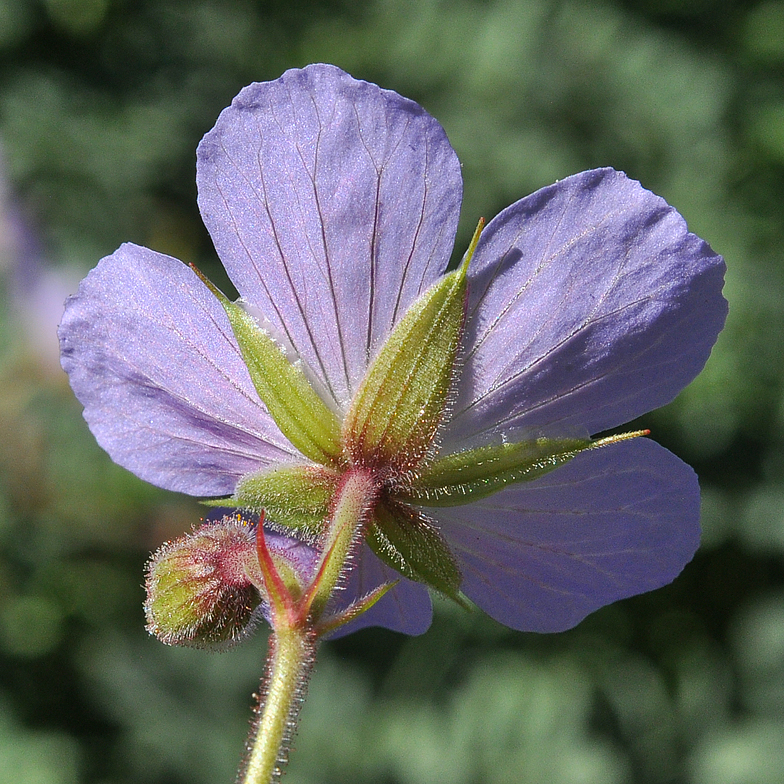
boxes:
[144,515,262,649]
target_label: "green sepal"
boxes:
[400,431,650,507]
[192,266,342,465]
[315,580,398,638]
[400,437,594,506]
[367,500,464,604]
[232,465,340,537]
[343,264,468,470]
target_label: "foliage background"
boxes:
[1,0,782,782]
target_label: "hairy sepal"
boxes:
[368,500,463,603]
[233,465,340,537]
[193,266,342,465]
[315,581,398,638]
[401,432,650,506]
[400,437,594,506]
[344,265,467,470]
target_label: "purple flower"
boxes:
[59,65,727,636]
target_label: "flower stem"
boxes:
[238,469,378,784]
[304,469,378,620]
[239,626,316,784]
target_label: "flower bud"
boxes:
[144,515,261,649]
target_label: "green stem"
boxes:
[239,626,316,784]
[306,469,378,619]
[238,469,378,784]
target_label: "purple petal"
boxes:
[444,169,727,447]
[59,244,298,496]
[427,437,701,633]
[326,544,433,638]
[264,529,321,586]
[196,64,462,408]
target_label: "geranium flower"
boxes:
[59,64,727,638]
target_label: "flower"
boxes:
[59,64,727,637]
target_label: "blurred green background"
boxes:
[0,0,782,782]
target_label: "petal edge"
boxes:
[428,438,700,632]
[445,168,727,446]
[58,244,297,496]
[197,64,463,407]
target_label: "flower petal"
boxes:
[426,437,700,633]
[326,545,433,638]
[58,244,298,496]
[196,64,462,408]
[444,169,727,446]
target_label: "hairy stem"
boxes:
[305,468,378,619]
[238,469,378,784]
[238,627,316,784]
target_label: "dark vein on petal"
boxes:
[451,205,666,429]
[116,269,298,460]
[391,115,428,325]
[458,549,577,601]
[264,92,343,403]
[467,188,616,363]
[213,128,310,369]
[351,101,384,365]
[454,527,631,589]
[452,281,684,439]
[307,84,352,396]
